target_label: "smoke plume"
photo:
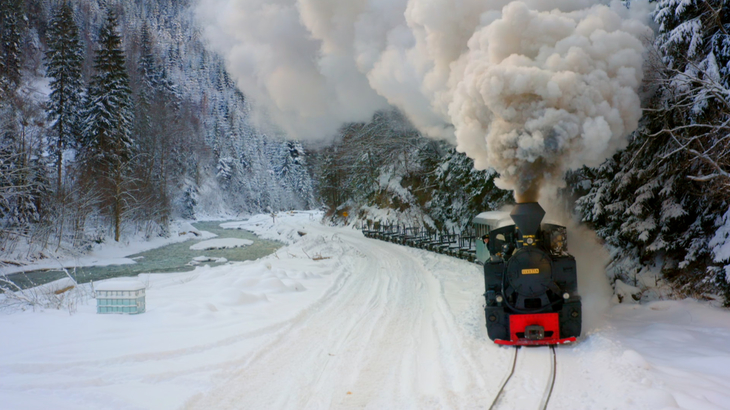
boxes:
[196,0,652,198]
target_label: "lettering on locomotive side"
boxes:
[521,268,540,274]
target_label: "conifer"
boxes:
[46,1,85,194]
[82,8,134,242]
[0,0,24,95]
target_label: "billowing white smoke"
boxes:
[196,0,652,198]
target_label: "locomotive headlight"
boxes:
[563,292,570,299]
[526,237,534,245]
[496,295,504,303]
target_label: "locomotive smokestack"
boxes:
[510,202,545,238]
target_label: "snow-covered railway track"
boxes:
[488,346,556,410]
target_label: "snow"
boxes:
[94,280,145,291]
[614,279,643,304]
[188,238,253,251]
[2,210,730,409]
[710,207,730,276]
[190,256,228,264]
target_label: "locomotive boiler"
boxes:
[473,202,581,345]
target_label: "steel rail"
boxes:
[488,346,557,410]
[539,346,557,410]
[487,347,520,410]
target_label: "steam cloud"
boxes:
[196,0,652,199]
[542,198,612,331]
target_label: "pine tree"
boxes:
[138,23,159,91]
[45,1,85,195]
[0,93,50,233]
[132,22,159,222]
[425,145,513,231]
[82,9,134,242]
[0,0,24,95]
[276,141,316,208]
[655,0,729,88]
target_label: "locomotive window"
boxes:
[475,224,490,238]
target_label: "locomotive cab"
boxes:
[474,202,582,346]
[472,211,513,264]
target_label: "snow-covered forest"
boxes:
[1,0,729,305]
[0,0,316,261]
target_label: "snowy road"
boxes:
[185,227,507,409]
[4,211,730,409]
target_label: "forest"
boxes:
[1,0,729,303]
[0,0,316,261]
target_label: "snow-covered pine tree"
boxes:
[45,1,85,195]
[654,0,730,298]
[655,0,729,87]
[0,91,50,234]
[131,21,171,226]
[0,1,47,238]
[653,0,729,188]
[81,8,134,242]
[573,130,709,294]
[424,144,513,232]
[275,141,316,209]
[0,0,24,94]
[314,148,349,214]
[134,23,154,139]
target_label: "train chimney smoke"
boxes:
[510,202,545,238]
[197,1,651,196]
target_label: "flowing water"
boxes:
[5,221,282,289]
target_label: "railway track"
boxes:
[488,346,557,410]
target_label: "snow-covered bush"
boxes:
[0,274,90,314]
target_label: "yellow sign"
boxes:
[522,268,540,275]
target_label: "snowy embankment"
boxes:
[1,210,730,409]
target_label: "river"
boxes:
[4,221,282,290]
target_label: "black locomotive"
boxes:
[474,202,581,345]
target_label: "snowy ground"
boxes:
[2,210,730,409]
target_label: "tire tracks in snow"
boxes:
[183,231,508,409]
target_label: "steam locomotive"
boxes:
[473,202,581,345]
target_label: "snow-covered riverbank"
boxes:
[0,221,216,276]
[2,210,730,410]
